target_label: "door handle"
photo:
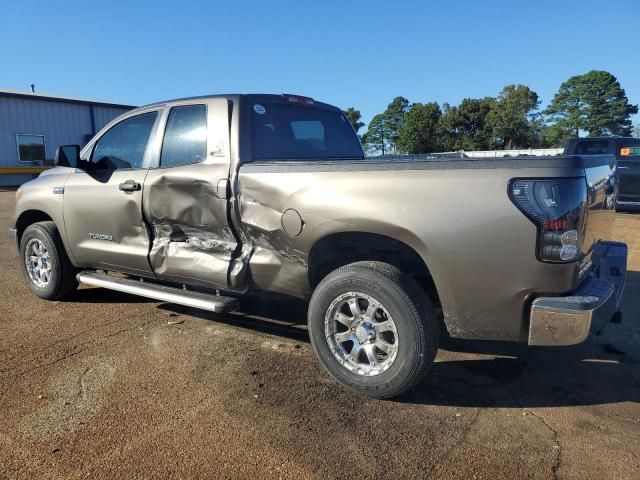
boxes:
[617,166,629,170]
[119,180,141,192]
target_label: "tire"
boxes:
[308,261,439,399]
[19,221,78,300]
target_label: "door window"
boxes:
[91,112,157,170]
[160,104,207,167]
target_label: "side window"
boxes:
[160,104,207,167]
[91,112,157,170]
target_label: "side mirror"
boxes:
[55,145,82,168]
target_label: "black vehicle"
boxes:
[564,137,640,210]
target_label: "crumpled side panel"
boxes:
[239,194,282,232]
[147,176,226,227]
[236,185,310,298]
[142,162,237,289]
[148,224,235,287]
[248,246,308,298]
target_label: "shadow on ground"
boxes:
[67,287,155,304]
[405,348,639,408]
[70,272,640,409]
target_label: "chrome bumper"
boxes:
[528,241,627,346]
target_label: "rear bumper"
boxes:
[528,241,627,346]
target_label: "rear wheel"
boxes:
[308,261,439,399]
[19,222,78,300]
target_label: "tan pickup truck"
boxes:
[9,94,627,398]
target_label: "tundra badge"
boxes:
[89,233,114,241]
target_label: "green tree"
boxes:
[438,97,495,151]
[538,123,574,148]
[382,96,410,153]
[487,84,540,149]
[633,122,640,138]
[343,107,365,133]
[545,70,638,137]
[397,102,442,153]
[361,113,389,155]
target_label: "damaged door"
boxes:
[142,98,237,289]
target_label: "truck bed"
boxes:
[242,154,611,172]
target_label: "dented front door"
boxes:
[142,99,236,289]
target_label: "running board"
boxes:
[76,271,238,313]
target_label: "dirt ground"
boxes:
[0,189,638,480]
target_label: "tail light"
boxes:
[620,147,640,156]
[509,178,587,263]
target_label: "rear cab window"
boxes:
[573,141,610,155]
[250,99,363,161]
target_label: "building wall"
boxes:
[93,105,130,131]
[0,96,132,186]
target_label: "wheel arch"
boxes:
[307,231,442,312]
[15,210,54,244]
[15,210,77,267]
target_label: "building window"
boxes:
[16,134,46,162]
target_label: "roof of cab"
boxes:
[137,93,339,112]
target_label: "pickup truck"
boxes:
[9,94,628,398]
[564,136,640,210]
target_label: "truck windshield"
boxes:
[251,103,363,160]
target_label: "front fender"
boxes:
[13,169,74,262]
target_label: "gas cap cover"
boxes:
[281,209,303,236]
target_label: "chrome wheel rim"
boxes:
[324,292,399,376]
[24,239,52,288]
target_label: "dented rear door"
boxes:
[142,98,236,289]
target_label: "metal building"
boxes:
[0,88,134,186]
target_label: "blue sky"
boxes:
[1,0,638,127]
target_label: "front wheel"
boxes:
[19,221,78,300]
[308,261,439,399]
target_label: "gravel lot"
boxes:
[0,189,638,479]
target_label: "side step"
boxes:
[76,271,238,313]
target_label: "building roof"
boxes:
[0,87,136,109]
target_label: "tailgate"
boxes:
[580,154,617,258]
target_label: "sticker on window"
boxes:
[253,104,266,115]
